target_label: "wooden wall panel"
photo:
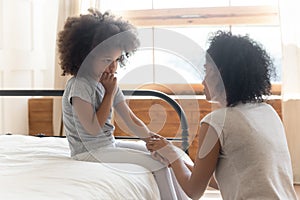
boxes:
[114,97,282,161]
[28,98,53,136]
[27,97,282,160]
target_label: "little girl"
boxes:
[58,8,188,200]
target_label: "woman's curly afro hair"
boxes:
[58,8,139,76]
[206,31,275,107]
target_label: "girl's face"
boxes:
[93,48,122,78]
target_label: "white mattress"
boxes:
[0,135,160,200]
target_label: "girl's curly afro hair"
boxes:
[58,8,139,76]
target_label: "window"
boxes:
[231,26,282,82]
[97,0,281,90]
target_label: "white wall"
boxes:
[0,0,58,135]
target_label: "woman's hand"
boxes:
[143,132,159,143]
[100,72,117,95]
[146,135,181,166]
[146,135,169,152]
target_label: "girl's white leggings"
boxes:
[73,140,189,200]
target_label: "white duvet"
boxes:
[0,135,160,200]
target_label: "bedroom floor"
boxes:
[201,184,300,200]
[202,188,222,199]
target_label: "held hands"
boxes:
[143,131,159,143]
[146,135,181,167]
[100,72,117,95]
[146,135,170,152]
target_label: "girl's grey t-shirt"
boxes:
[201,103,297,200]
[62,76,125,156]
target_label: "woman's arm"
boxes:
[171,123,220,199]
[209,174,219,190]
[147,123,220,199]
[184,161,219,190]
[114,101,152,142]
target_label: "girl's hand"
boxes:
[147,135,182,166]
[143,132,160,143]
[146,135,169,152]
[100,72,117,95]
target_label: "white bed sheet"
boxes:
[0,135,160,200]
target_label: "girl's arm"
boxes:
[114,101,152,142]
[96,72,117,127]
[72,95,113,135]
[72,97,99,135]
[72,73,116,136]
[95,91,114,128]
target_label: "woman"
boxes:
[58,8,189,199]
[147,31,298,200]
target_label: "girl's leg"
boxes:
[115,140,190,200]
[73,145,178,200]
[114,140,148,152]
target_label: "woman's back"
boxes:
[202,102,297,199]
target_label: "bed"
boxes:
[0,89,189,200]
[0,134,160,199]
